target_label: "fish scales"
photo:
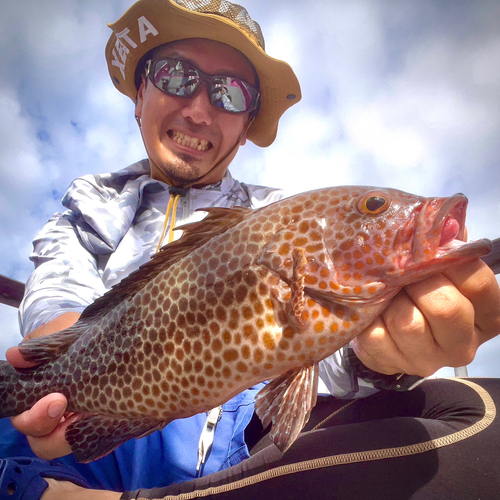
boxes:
[0,186,492,461]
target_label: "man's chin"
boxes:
[151,156,202,187]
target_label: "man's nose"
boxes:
[180,83,214,126]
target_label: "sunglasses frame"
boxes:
[144,58,261,115]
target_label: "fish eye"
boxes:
[357,192,390,215]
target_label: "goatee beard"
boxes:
[158,154,202,185]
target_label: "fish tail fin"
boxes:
[0,360,22,418]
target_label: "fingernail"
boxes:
[48,401,65,418]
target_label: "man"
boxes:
[2,1,500,499]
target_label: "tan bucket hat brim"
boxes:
[105,0,301,147]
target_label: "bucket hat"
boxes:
[105,0,301,147]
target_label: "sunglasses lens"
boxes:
[210,78,258,113]
[151,58,259,113]
[152,59,200,97]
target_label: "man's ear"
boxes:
[135,77,147,118]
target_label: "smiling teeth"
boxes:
[171,131,209,151]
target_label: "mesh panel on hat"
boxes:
[173,0,265,50]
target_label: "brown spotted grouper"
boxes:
[0,186,492,462]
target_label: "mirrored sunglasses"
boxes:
[145,57,261,114]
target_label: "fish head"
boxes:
[318,186,492,297]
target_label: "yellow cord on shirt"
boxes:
[156,192,182,253]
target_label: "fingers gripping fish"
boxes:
[0,186,492,462]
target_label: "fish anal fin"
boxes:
[255,362,319,453]
[17,323,88,365]
[66,414,168,463]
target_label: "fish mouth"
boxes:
[396,193,491,271]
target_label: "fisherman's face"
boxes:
[135,39,257,187]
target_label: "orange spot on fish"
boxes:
[256,318,264,328]
[361,244,372,253]
[319,281,327,290]
[283,326,295,338]
[254,349,263,363]
[321,307,330,317]
[236,362,248,373]
[343,288,351,294]
[243,324,255,339]
[340,240,354,251]
[330,282,340,290]
[305,275,318,285]
[293,237,308,246]
[314,321,324,333]
[319,336,327,345]
[266,314,275,325]
[263,333,276,350]
[306,338,314,347]
[302,311,309,321]
[374,253,385,265]
[223,349,239,362]
[279,243,291,256]
[368,286,377,294]
[306,244,323,253]
[354,286,362,294]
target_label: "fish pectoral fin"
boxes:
[66,414,168,463]
[290,248,307,327]
[255,362,319,453]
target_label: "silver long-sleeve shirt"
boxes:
[19,159,377,399]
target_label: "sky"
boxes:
[1,0,500,379]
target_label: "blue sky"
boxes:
[1,0,499,377]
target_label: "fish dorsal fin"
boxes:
[255,362,319,453]
[17,322,89,365]
[80,206,252,322]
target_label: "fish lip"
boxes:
[411,194,468,264]
[394,194,469,271]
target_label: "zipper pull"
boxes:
[196,406,223,477]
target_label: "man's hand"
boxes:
[41,479,121,500]
[6,312,81,459]
[353,259,500,376]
